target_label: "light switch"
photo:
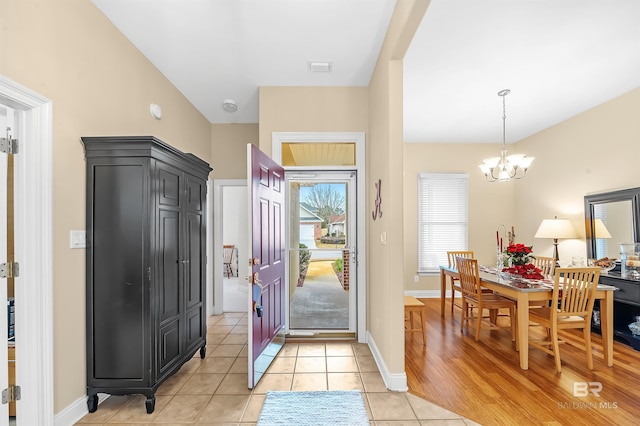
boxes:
[70,230,86,249]
[380,231,387,245]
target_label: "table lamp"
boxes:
[534,216,577,264]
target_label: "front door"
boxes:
[247,144,286,388]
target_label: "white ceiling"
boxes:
[91,0,640,144]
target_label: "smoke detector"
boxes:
[222,99,238,113]
[149,103,162,119]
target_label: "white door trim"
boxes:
[0,105,9,425]
[0,74,54,425]
[272,132,367,342]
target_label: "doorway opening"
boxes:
[286,172,356,334]
[212,179,249,315]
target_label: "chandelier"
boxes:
[479,89,534,182]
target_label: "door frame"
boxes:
[272,132,366,342]
[0,75,54,425]
[0,107,9,424]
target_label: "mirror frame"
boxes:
[584,187,640,260]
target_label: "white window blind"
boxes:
[418,173,468,273]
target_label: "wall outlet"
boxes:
[414,275,420,283]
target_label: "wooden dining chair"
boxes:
[532,255,556,277]
[528,267,600,372]
[223,245,235,278]
[529,255,557,308]
[447,250,474,313]
[456,256,517,342]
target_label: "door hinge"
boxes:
[2,385,21,404]
[0,262,19,279]
[0,137,19,154]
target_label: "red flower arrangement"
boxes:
[504,243,534,265]
[501,243,544,280]
[502,263,544,280]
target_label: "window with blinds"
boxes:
[418,173,468,273]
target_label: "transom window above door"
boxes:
[281,142,356,167]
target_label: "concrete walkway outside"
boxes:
[289,260,349,329]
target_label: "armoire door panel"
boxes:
[92,164,146,380]
[158,167,181,207]
[185,213,204,308]
[158,210,181,321]
[159,319,181,373]
[185,305,204,352]
[186,175,205,211]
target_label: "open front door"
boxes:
[247,144,286,388]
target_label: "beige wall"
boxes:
[258,86,368,153]
[367,0,429,376]
[1,0,212,413]
[211,123,258,179]
[403,88,640,292]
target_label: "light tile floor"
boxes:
[76,312,478,425]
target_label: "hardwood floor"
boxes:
[405,298,640,426]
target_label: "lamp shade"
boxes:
[534,219,577,239]
[594,219,612,239]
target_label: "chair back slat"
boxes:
[456,256,480,298]
[447,250,474,268]
[554,267,600,319]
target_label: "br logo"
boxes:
[573,382,602,397]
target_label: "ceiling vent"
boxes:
[308,61,332,73]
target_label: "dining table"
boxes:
[439,265,617,370]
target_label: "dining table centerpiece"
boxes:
[501,243,544,280]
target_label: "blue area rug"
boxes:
[257,390,369,425]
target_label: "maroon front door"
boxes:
[247,144,286,388]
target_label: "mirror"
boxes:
[584,187,640,260]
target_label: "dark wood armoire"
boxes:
[82,136,212,413]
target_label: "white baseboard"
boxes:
[366,331,408,392]
[55,393,109,426]
[404,289,440,298]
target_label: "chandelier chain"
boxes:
[502,93,506,146]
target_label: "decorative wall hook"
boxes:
[372,179,382,220]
